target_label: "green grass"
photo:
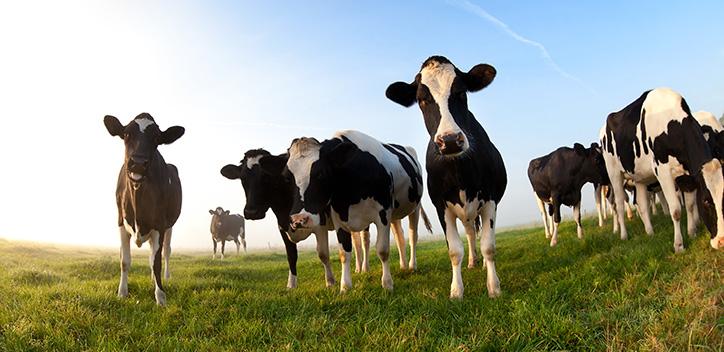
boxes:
[0,214,722,351]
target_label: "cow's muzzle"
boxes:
[244,208,266,220]
[127,156,149,182]
[435,132,466,155]
[290,213,311,230]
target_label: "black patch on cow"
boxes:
[489,219,494,228]
[337,229,353,252]
[651,117,712,177]
[384,143,422,203]
[641,108,649,155]
[605,90,650,173]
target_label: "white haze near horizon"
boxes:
[0,1,721,251]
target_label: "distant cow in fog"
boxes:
[528,143,609,246]
[104,113,184,306]
[209,207,246,259]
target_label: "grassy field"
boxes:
[0,214,722,351]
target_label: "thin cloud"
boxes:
[449,0,597,95]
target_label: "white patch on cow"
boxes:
[331,197,384,232]
[640,88,689,137]
[420,61,469,151]
[445,190,481,224]
[693,111,722,141]
[245,155,263,169]
[287,272,298,289]
[287,138,321,204]
[135,117,155,133]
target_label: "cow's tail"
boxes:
[419,206,433,234]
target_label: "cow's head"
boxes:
[386,56,496,157]
[696,160,724,249]
[284,137,353,230]
[220,149,288,220]
[208,207,229,232]
[104,113,184,184]
[576,142,609,185]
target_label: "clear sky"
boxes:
[0,0,722,250]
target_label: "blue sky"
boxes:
[0,1,722,249]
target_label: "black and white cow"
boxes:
[386,56,506,298]
[103,113,184,306]
[221,149,336,289]
[528,143,608,246]
[694,111,724,161]
[600,88,724,252]
[208,207,246,259]
[282,131,427,292]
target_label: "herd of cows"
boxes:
[103,56,724,306]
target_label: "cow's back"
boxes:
[164,163,182,228]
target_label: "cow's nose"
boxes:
[435,132,465,155]
[290,213,310,230]
[129,156,149,169]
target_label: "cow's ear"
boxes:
[258,155,286,176]
[209,209,215,215]
[328,141,356,168]
[104,115,125,138]
[221,164,241,180]
[464,64,496,92]
[573,143,586,154]
[224,210,230,215]
[159,126,185,145]
[590,142,600,150]
[386,79,418,107]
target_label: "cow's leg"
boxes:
[390,220,408,270]
[700,160,724,249]
[658,191,670,215]
[234,238,241,255]
[549,197,562,247]
[535,195,551,237]
[280,230,298,289]
[684,190,699,238]
[635,183,654,235]
[442,208,464,299]
[609,171,629,240]
[574,201,583,239]
[337,229,353,292]
[212,240,217,259]
[361,228,371,273]
[407,207,420,270]
[480,201,501,298]
[220,241,226,260]
[463,221,477,268]
[375,220,393,291]
[625,192,634,220]
[149,230,166,306]
[162,228,172,280]
[465,221,478,269]
[657,166,685,253]
[351,231,363,273]
[314,231,336,287]
[241,236,247,253]
[650,191,658,215]
[601,186,609,220]
[118,226,131,298]
[594,185,604,227]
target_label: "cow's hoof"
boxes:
[399,262,409,271]
[549,239,557,247]
[674,244,685,253]
[408,261,417,271]
[325,278,336,288]
[381,278,393,291]
[117,287,128,298]
[155,289,166,306]
[487,288,501,298]
[449,288,463,300]
[711,237,724,250]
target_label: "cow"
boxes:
[694,111,724,160]
[221,149,336,289]
[103,113,184,306]
[528,143,608,246]
[386,55,507,299]
[208,207,246,259]
[599,88,724,252]
[281,131,428,292]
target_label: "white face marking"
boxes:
[420,62,469,151]
[245,155,263,169]
[286,140,321,204]
[135,117,156,133]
